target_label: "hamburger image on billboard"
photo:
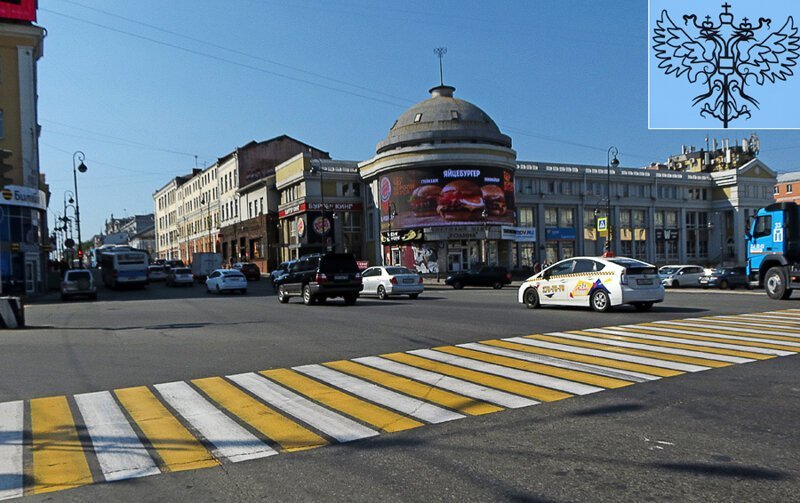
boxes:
[380,167,515,231]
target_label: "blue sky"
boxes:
[38,0,800,237]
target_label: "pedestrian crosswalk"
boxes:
[2,308,800,500]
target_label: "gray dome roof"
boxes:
[376,85,512,154]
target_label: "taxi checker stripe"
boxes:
[552,332,753,364]
[154,381,278,463]
[618,325,800,350]
[408,349,605,395]
[585,328,792,357]
[293,364,465,424]
[457,342,657,382]
[352,356,538,409]
[505,337,708,372]
[634,323,800,345]
[228,372,379,443]
[74,391,160,482]
[0,401,23,501]
[657,320,800,338]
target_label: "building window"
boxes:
[788,184,793,194]
[774,185,780,194]
[414,113,423,123]
[451,110,459,120]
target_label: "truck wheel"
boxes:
[765,267,792,300]
[590,290,612,312]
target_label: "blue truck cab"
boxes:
[746,202,800,299]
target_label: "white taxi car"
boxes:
[518,256,664,312]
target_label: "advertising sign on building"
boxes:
[655,229,680,242]
[0,0,36,22]
[381,228,424,245]
[545,227,577,241]
[500,226,537,242]
[379,166,515,231]
[1,185,46,210]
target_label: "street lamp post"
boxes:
[603,147,619,257]
[72,151,88,267]
[481,207,489,265]
[385,202,398,265]
[200,196,208,252]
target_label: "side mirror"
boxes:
[744,231,751,240]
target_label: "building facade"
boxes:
[154,85,777,274]
[775,171,800,204]
[0,6,47,295]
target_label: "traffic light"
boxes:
[0,149,13,186]
[77,249,83,258]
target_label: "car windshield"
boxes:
[222,270,244,276]
[610,259,656,275]
[174,268,191,274]
[386,267,414,275]
[659,267,678,275]
[67,271,91,281]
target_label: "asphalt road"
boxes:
[4,280,800,502]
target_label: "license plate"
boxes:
[637,279,653,285]
[403,278,415,284]
[334,274,349,280]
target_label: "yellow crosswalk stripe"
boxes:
[324,360,503,416]
[382,352,571,402]
[644,322,800,343]
[262,369,424,433]
[526,334,731,368]
[30,396,93,494]
[618,326,800,352]
[192,377,327,452]
[570,330,773,361]
[114,386,218,472]
[434,346,634,389]
[481,339,681,377]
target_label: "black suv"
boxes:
[445,266,512,289]
[277,253,363,305]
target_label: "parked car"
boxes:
[205,269,248,294]
[271,260,297,287]
[233,262,261,281]
[445,266,512,289]
[519,256,664,312]
[147,265,168,282]
[699,266,750,289]
[163,259,185,273]
[659,265,705,287]
[361,266,423,299]
[166,267,195,287]
[60,269,97,300]
[277,252,362,305]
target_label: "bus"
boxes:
[100,249,149,288]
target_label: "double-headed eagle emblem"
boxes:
[653,3,799,128]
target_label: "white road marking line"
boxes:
[0,401,23,501]
[353,356,537,408]
[294,364,464,424]
[656,320,800,338]
[620,324,800,348]
[587,328,794,356]
[547,332,752,364]
[154,381,277,462]
[710,315,800,327]
[458,342,657,382]
[227,372,378,443]
[505,337,709,372]
[408,349,604,395]
[74,391,161,482]
[696,317,800,330]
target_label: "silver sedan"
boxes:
[360,266,424,300]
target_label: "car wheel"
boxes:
[590,290,612,312]
[409,293,419,299]
[343,294,358,305]
[633,302,653,312]
[493,281,503,290]
[719,279,729,290]
[453,281,463,290]
[277,285,289,303]
[765,267,792,300]
[303,285,315,305]
[377,285,388,300]
[523,288,540,309]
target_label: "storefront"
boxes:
[1,185,48,295]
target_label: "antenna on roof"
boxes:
[433,47,447,86]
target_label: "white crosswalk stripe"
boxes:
[0,401,23,501]
[622,324,800,348]
[547,332,753,364]
[74,391,161,482]
[504,337,710,372]
[154,381,278,463]
[657,320,800,338]
[707,315,800,329]
[457,342,657,382]
[586,328,794,356]
[717,314,800,326]
[409,349,605,395]
[227,372,379,443]
[294,364,465,424]
[353,356,538,408]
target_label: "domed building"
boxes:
[360,85,518,273]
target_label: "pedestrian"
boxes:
[533,261,541,274]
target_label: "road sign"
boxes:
[64,238,75,249]
[597,217,608,236]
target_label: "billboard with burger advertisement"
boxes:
[379,166,514,231]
